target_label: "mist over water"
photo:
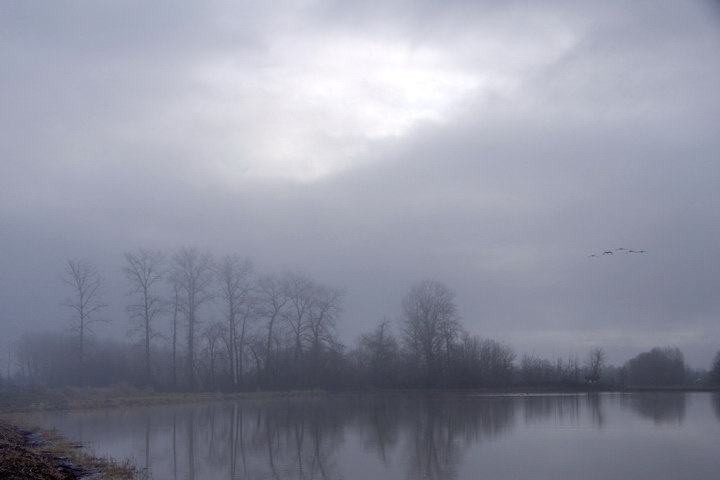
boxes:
[19,392,720,480]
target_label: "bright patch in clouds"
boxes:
[148,23,577,183]
[193,36,481,181]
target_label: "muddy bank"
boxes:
[0,420,140,479]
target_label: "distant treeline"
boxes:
[1,247,718,391]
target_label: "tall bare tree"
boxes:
[256,273,290,384]
[0,339,17,384]
[123,249,165,385]
[198,320,226,391]
[168,274,182,388]
[401,279,460,386]
[171,247,215,390]
[284,272,314,365]
[216,254,255,389]
[584,347,606,384]
[711,350,720,386]
[61,258,108,385]
[307,283,344,380]
[453,335,515,387]
[357,320,399,387]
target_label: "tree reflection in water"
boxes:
[403,395,515,480]
[356,395,401,465]
[158,394,518,479]
[622,392,686,424]
[586,393,604,427]
[23,392,720,480]
[523,395,582,425]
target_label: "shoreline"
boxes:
[0,419,142,479]
[2,384,717,415]
[1,386,717,478]
[0,386,329,415]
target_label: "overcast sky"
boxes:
[2,0,719,368]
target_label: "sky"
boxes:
[2,0,720,368]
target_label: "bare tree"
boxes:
[357,320,399,387]
[711,350,720,386]
[567,353,581,384]
[0,339,18,385]
[520,353,554,385]
[198,320,227,390]
[257,273,290,384]
[168,273,182,388]
[306,283,344,381]
[476,337,515,386]
[284,272,314,365]
[584,347,606,384]
[400,279,461,386]
[123,249,166,384]
[171,247,215,390]
[61,259,108,385]
[216,254,255,389]
[0,340,7,385]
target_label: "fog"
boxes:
[1,0,720,370]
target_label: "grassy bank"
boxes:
[0,385,329,414]
[0,385,326,478]
[0,419,144,479]
[3,384,718,414]
[0,385,219,414]
[1,385,716,478]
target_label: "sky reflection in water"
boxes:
[20,393,720,480]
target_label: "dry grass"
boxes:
[0,385,329,478]
[0,384,325,414]
[0,419,147,479]
[0,384,212,413]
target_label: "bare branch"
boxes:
[61,258,108,385]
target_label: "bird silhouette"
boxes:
[587,247,647,258]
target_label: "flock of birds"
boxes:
[588,247,647,258]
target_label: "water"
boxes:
[18,392,720,480]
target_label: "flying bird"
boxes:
[586,247,647,258]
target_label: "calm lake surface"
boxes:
[19,392,720,480]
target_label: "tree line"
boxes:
[1,247,718,391]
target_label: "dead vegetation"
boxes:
[0,385,324,478]
[0,384,223,414]
[0,420,145,479]
[0,384,322,415]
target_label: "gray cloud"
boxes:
[1,0,719,368]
